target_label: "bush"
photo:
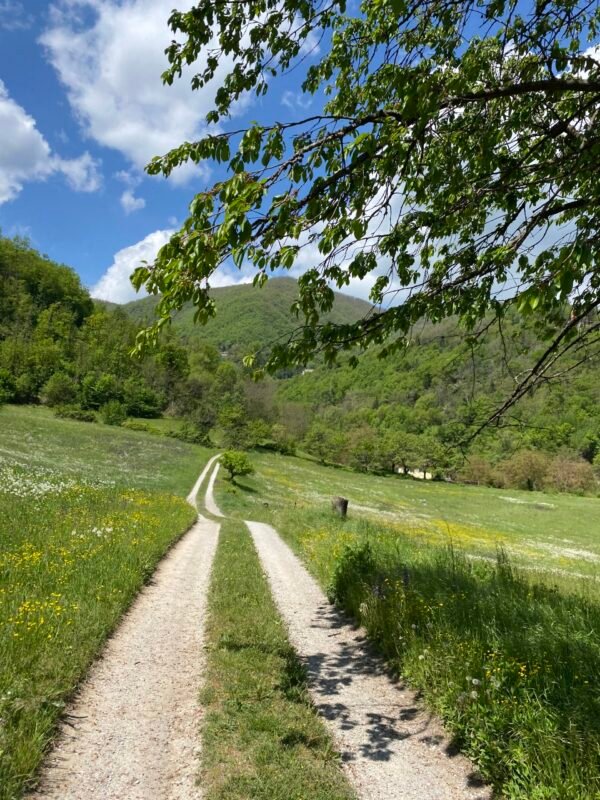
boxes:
[121,419,152,433]
[54,405,96,423]
[81,373,121,409]
[0,369,15,403]
[544,455,596,494]
[458,455,498,487]
[269,423,297,455]
[13,373,37,403]
[220,450,254,483]
[99,400,127,426]
[498,449,550,491]
[41,372,78,407]
[122,377,162,418]
[170,421,210,445]
[328,542,378,616]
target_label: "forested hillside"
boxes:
[122,275,599,491]
[274,314,600,490]
[0,236,223,433]
[124,277,371,362]
[2,234,597,494]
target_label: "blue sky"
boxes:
[0,0,328,303]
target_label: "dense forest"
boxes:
[1,235,598,494]
[275,316,600,493]
[0,236,239,441]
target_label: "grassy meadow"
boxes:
[215,450,600,799]
[216,450,600,581]
[0,405,209,799]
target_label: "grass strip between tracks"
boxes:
[200,519,356,800]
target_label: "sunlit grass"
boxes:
[214,452,600,798]
[0,406,205,798]
[0,405,209,495]
[216,449,600,580]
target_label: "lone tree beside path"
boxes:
[134,0,600,436]
[220,451,254,484]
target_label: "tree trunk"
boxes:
[331,496,348,518]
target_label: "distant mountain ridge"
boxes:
[120,277,372,357]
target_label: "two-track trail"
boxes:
[246,522,491,800]
[28,455,221,800]
[204,475,490,800]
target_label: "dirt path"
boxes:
[204,462,223,517]
[29,461,220,800]
[246,521,491,800]
[187,454,221,508]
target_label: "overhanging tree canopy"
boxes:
[133,0,600,430]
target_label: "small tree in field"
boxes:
[220,451,254,484]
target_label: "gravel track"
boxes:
[28,460,221,800]
[204,462,223,517]
[246,520,491,800]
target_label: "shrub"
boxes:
[219,404,252,449]
[498,449,550,491]
[269,423,297,455]
[122,377,162,418]
[99,400,127,426]
[220,450,254,483]
[41,372,78,407]
[0,369,15,403]
[81,373,121,409]
[328,542,378,617]
[13,373,37,403]
[121,419,152,433]
[170,421,210,445]
[54,405,96,423]
[544,455,596,494]
[458,455,498,487]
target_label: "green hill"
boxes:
[122,276,599,469]
[122,277,371,357]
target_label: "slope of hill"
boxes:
[122,277,372,357]
[122,273,599,468]
[277,310,600,467]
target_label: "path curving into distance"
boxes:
[28,456,221,800]
[204,461,224,517]
[204,469,490,800]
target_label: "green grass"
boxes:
[214,451,600,798]
[215,449,600,580]
[325,533,600,799]
[0,405,210,495]
[0,405,207,799]
[200,519,356,800]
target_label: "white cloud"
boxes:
[0,0,33,31]
[120,188,146,214]
[91,229,257,303]
[41,0,241,182]
[281,90,312,111]
[0,80,101,203]
[56,152,102,192]
[115,169,139,187]
[91,228,175,303]
[210,262,255,288]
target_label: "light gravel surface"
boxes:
[187,454,221,508]
[204,462,223,517]
[246,520,492,800]
[28,462,220,800]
